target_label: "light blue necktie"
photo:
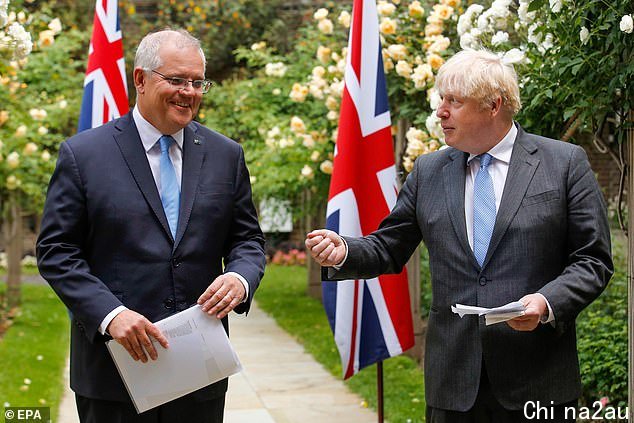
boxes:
[473,153,496,267]
[158,135,180,239]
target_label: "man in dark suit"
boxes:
[36,29,265,422]
[305,50,613,422]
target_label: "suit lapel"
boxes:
[113,114,173,240]
[483,126,539,268]
[443,149,479,268]
[174,123,205,248]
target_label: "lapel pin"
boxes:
[193,138,201,145]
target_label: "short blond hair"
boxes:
[435,49,521,116]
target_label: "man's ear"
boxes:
[490,95,503,117]
[133,68,147,94]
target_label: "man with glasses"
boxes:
[37,29,265,422]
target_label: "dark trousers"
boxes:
[76,393,225,423]
[426,365,576,423]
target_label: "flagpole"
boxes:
[377,361,384,423]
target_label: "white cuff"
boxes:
[536,293,555,324]
[225,271,249,303]
[98,305,127,335]
[332,236,349,270]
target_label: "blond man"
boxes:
[306,50,612,423]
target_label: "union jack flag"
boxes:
[323,0,414,379]
[78,0,128,132]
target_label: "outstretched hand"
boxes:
[305,229,347,267]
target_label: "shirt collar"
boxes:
[132,106,184,153]
[467,123,517,165]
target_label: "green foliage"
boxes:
[517,0,634,143]
[0,12,86,217]
[256,265,426,422]
[576,233,628,408]
[0,283,70,421]
[120,0,291,78]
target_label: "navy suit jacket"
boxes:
[330,125,613,411]
[37,112,266,402]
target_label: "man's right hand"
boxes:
[106,310,169,363]
[305,229,346,267]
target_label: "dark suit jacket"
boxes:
[36,112,266,402]
[330,125,613,411]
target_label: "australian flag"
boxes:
[323,0,415,379]
[78,0,128,132]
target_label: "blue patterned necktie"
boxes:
[158,135,180,239]
[473,153,496,267]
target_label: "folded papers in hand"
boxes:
[451,301,526,326]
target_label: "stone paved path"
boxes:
[56,302,376,422]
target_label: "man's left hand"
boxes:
[197,274,246,318]
[506,293,547,332]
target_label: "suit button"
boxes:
[479,276,487,286]
[164,298,174,309]
[172,258,181,268]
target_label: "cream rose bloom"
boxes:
[313,8,328,21]
[318,19,334,34]
[395,60,413,79]
[387,44,408,61]
[379,18,397,35]
[338,10,351,28]
[408,1,424,18]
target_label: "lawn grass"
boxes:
[0,283,70,422]
[256,264,425,422]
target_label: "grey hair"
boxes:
[134,28,206,73]
[435,49,521,116]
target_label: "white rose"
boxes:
[387,44,408,61]
[59,99,68,109]
[338,11,351,28]
[620,15,633,34]
[318,19,333,34]
[48,18,62,34]
[7,151,20,169]
[314,8,328,21]
[290,116,306,134]
[15,124,27,137]
[549,0,563,13]
[38,126,48,135]
[395,60,412,79]
[377,2,396,16]
[319,160,333,175]
[41,150,51,162]
[23,142,38,156]
[579,26,590,45]
[491,31,509,46]
[500,48,526,65]
[265,62,287,77]
[301,165,314,179]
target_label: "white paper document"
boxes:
[451,301,526,325]
[106,305,242,413]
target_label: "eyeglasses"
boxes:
[151,70,212,93]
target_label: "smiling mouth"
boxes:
[172,101,191,109]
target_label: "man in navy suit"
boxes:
[37,29,265,422]
[306,50,613,422]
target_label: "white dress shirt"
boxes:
[465,124,553,323]
[98,107,249,335]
